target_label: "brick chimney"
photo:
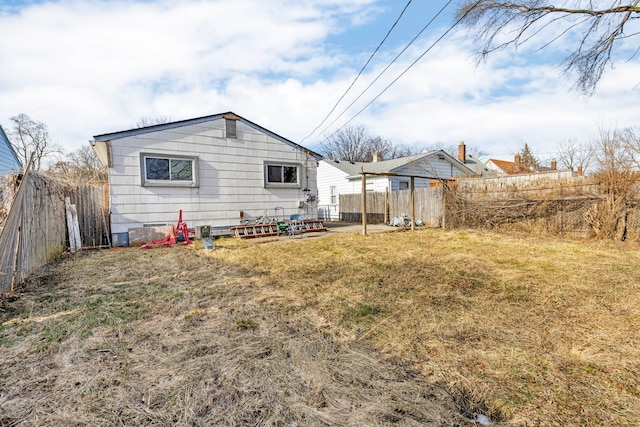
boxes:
[514,155,521,166]
[458,141,466,164]
[578,165,583,176]
[551,160,557,170]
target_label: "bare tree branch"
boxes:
[320,125,422,162]
[7,114,61,172]
[556,138,593,172]
[47,145,107,185]
[134,116,172,128]
[457,1,640,94]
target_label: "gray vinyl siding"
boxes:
[396,156,463,180]
[0,126,21,175]
[107,118,318,234]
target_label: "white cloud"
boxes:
[0,0,637,164]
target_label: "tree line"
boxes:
[4,114,106,185]
[3,114,176,186]
[5,112,637,183]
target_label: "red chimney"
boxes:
[514,155,521,165]
[578,165,583,176]
[551,160,557,170]
[458,141,466,164]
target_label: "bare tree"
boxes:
[8,114,61,171]
[386,143,424,160]
[587,127,639,239]
[456,1,640,94]
[620,127,640,170]
[47,145,107,185]
[321,125,422,162]
[556,138,593,173]
[321,125,370,162]
[135,116,172,128]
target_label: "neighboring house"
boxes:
[485,155,532,175]
[485,155,568,176]
[0,125,21,176]
[457,141,492,176]
[317,150,473,220]
[92,112,322,246]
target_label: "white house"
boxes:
[317,150,473,220]
[0,125,21,176]
[92,112,321,246]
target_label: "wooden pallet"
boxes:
[230,220,328,239]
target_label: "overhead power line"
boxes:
[316,0,454,140]
[300,0,413,144]
[322,0,480,143]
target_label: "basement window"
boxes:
[264,162,300,188]
[140,153,198,187]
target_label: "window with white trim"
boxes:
[264,162,300,188]
[330,186,337,204]
[141,153,198,187]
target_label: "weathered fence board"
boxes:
[0,172,67,292]
[388,187,442,225]
[340,192,387,223]
[340,187,443,225]
[0,170,110,292]
[68,184,110,247]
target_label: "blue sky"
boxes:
[0,0,638,164]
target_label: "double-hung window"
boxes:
[330,186,337,204]
[141,153,198,187]
[264,162,300,188]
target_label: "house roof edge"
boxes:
[92,111,322,159]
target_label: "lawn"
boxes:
[1,229,639,426]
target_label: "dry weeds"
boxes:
[1,244,469,426]
[2,229,639,426]
[211,230,640,426]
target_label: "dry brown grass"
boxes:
[212,230,640,426]
[2,229,640,426]
[1,243,469,426]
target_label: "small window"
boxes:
[330,186,337,204]
[141,153,198,187]
[399,181,409,190]
[264,162,300,188]
[366,180,375,192]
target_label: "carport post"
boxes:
[361,171,367,236]
[384,187,389,224]
[410,176,415,231]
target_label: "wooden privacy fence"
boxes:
[0,171,110,293]
[340,192,387,223]
[67,184,110,248]
[0,171,67,292]
[389,187,443,225]
[340,187,443,225]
